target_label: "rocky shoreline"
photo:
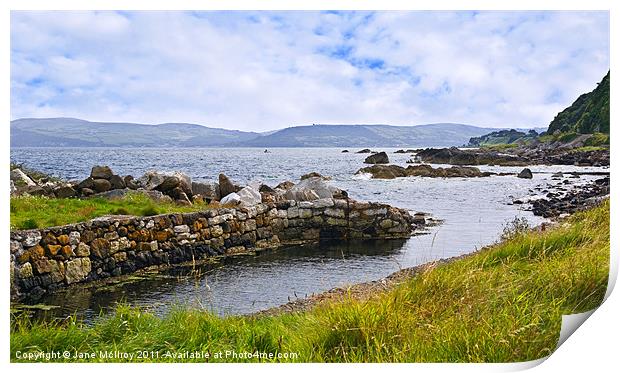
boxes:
[413,146,609,167]
[529,177,610,218]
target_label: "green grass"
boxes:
[10,201,609,362]
[10,193,219,230]
[569,146,608,153]
[583,132,610,147]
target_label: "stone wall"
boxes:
[10,198,422,300]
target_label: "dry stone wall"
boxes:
[10,198,420,300]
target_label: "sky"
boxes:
[10,10,609,132]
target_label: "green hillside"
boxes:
[548,71,610,135]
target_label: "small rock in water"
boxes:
[364,152,390,164]
[517,168,533,179]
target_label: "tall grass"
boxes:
[10,200,609,362]
[10,193,218,230]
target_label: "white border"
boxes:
[2,1,616,372]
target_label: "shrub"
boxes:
[21,218,39,230]
[500,216,530,241]
[141,206,160,216]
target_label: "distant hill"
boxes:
[10,118,261,147]
[467,129,541,147]
[11,117,533,148]
[236,123,505,148]
[548,71,610,135]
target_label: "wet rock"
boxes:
[405,164,491,178]
[301,172,331,180]
[364,151,390,164]
[356,148,372,153]
[341,149,349,153]
[417,147,528,166]
[90,165,114,180]
[517,168,533,179]
[356,165,407,179]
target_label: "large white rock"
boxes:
[237,186,262,206]
[284,177,340,201]
[220,192,241,205]
[10,168,36,187]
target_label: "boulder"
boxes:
[364,151,390,164]
[275,181,295,191]
[10,168,36,187]
[77,177,95,190]
[137,171,192,197]
[192,181,220,201]
[301,172,331,180]
[220,192,241,205]
[92,179,112,193]
[25,185,47,196]
[81,188,95,197]
[356,149,372,153]
[284,177,341,201]
[156,175,181,192]
[170,187,192,205]
[53,185,76,198]
[90,165,114,180]
[237,186,262,206]
[219,173,238,198]
[172,171,193,197]
[109,175,126,189]
[259,184,275,193]
[517,168,533,179]
[124,175,139,190]
[356,165,407,179]
[341,149,349,153]
[137,171,167,190]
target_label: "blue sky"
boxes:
[10,10,609,131]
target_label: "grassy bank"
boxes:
[10,200,609,362]
[10,193,218,230]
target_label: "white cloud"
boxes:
[10,10,609,131]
